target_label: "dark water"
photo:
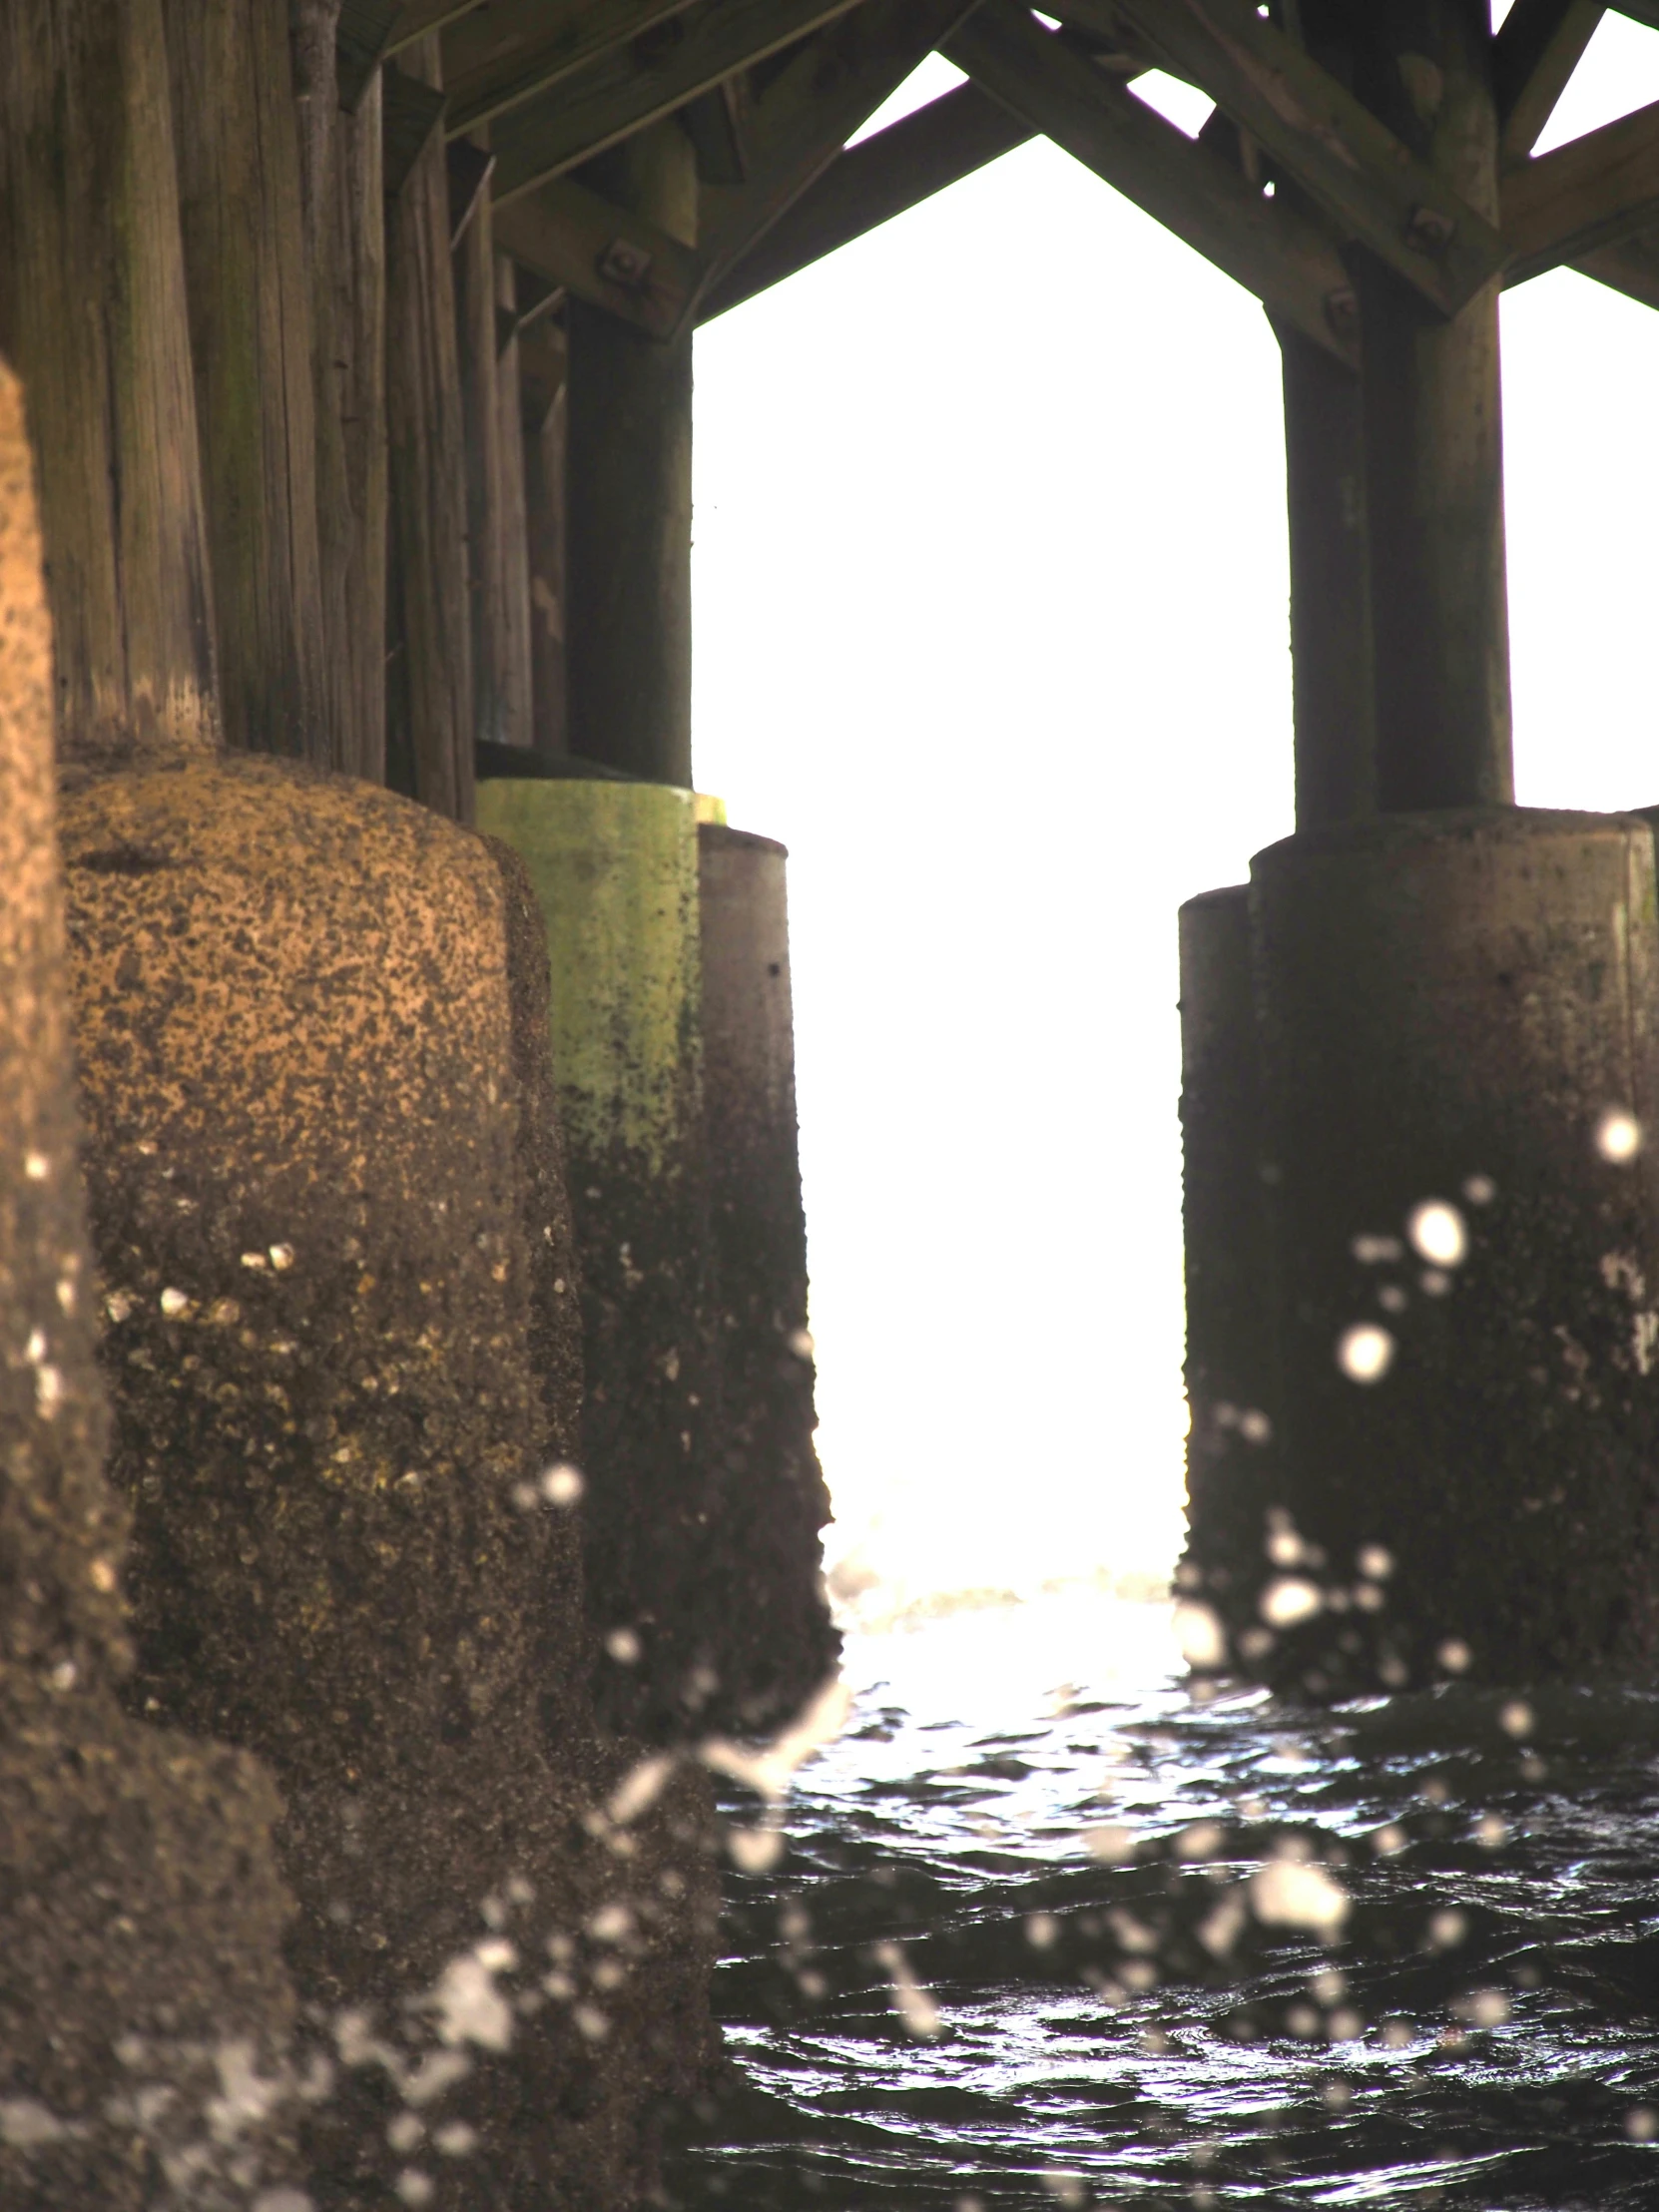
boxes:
[665,1590,1659,2210]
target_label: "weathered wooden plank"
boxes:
[442,0,702,138]
[166,0,328,765]
[1347,0,1511,813]
[518,310,570,425]
[699,82,1034,321]
[0,0,220,775]
[1272,314,1374,829]
[493,176,698,336]
[490,0,869,206]
[1111,0,1505,316]
[690,0,986,325]
[292,0,357,773]
[1502,98,1659,283]
[457,151,520,750]
[293,24,388,781]
[523,374,568,759]
[1494,0,1604,161]
[338,0,401,107]
[1574,218,1659,306]
[336,71,390,783]
[385,0,483,53]
[447,136,495,244]
[386,39,474,821]
[682,79,750,187]
[494,252,535,758]
[382,63,447,197]
[566,124,695,785]
[1611,0,1659,25]
[946,0,1358,363]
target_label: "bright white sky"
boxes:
[690,13,1659,1604]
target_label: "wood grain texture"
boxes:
[1114,0,1505,314]
[166,0,327,764]
[386,37,474,820]
[565,124,694,785]
[1274,315,1376,830]
[489,0,868,204]
[494,252,536,757]
[947,0,1358,362]
[691,0,985,326]
[0,0,221,775]
[441,0,701,136]
[1494,0,1604,160]
[699,80,1034,322]
[493,175,698,334]
[524,378,570,761]
[1502,96,1659,282]
[457,152,516,748]
[1348,0,1512,812]
[292,0,357,776]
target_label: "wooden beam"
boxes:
[698,82,1035,320]
[381,64,446,196]
[446,136,494,245]
[492,175,698,335]
[944,0,1358,363]
[1494,0,1604,162]
[690,0,985,326]
[338,0,400,107]
[384,0,483,55]
[1109,0,1505,317]
[1574,218,1659,306]
[441,0,702,140]
[682,79,750,187]
[1611,1,1659,25]
[1502,98,1659,284]
[489,0,868,206]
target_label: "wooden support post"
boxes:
[456,139,514,748]
[337,72,390,784]
[386,36,474,821]
[1275,322,1376,829]
[0,0,220,779]
[1267,4,1376,830]
[165,0,328,764]
[0,355,301,2204]
[1348,0,1514,812]
[495,254,536,754]
[566,122,696,784]
[524,367,569,762]
[292,0,353,774]
[293,1,389,784]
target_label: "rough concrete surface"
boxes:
[697,825,837,1729]
[0,358,301,2208]
[60,756,719,2206]
[476,778,732,1739]
[1249,808,1659,1692]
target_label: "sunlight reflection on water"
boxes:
[667,1589,1659,2210]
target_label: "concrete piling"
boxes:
[697,824,837,1728]
[0,362,302,2207]
[475,774,725,1736]
[1246,808,1659,1690]
[61,757,720,2207]
[1176,884,1283,1655]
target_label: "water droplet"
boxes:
[1407,1201,1467,1268]
[1597,1109,1642,1163]
[1337,1324,1394,1383]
